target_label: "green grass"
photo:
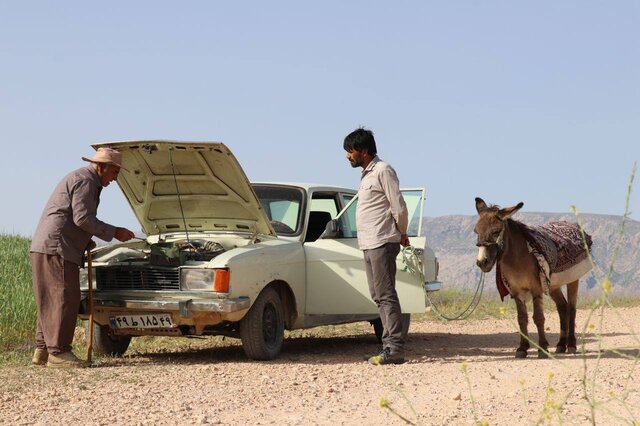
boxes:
[422,287,640,323]
[0,234,36,356]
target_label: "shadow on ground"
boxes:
[95,330,636,368]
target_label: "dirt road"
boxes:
[2,306,639,425]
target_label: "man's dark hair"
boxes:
[343,127,377,156]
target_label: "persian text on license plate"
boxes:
[110,313,174,329]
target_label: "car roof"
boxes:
[251,182,357,194]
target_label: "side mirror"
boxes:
[321,219,340,239]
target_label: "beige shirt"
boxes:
[30,166,117,265]
[356,156,408,250]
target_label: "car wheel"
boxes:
[85,321,132,356]
[371,313,411,343]
[239,287,284,360]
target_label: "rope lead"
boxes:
[401,246,485,321]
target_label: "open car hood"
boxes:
[92,141,276,237]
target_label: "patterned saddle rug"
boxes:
[496,221,593,300]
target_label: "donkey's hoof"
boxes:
[567,346,577,354]
[556,346,567,354]
[515,350,528,359]
[538,350,549,359]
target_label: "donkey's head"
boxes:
[474,197,523,272]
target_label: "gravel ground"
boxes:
[2,306,640,425]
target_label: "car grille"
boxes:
[96,266,180,291]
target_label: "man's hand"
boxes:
[400,233,410,247]
[86,240,97,251]
[115,227,136,242]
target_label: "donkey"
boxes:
[474,197,592,358]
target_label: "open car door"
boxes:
[303,189,427,315]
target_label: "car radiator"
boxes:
[96,266,180,291]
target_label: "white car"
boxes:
[79,140,441,360]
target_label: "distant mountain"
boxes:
[423,213,640,295]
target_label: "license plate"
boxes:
[109,313,174,329]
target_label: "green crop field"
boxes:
[0,234,36,354]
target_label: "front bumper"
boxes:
[79,291,250,319]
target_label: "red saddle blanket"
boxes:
[496,221,592,300]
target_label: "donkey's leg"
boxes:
[532,294,549,358]
[566,280,579,354]
[514,298,530,358]
[549,288,568,353]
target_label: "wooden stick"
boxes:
[87,248,94,365]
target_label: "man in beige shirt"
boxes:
[343,128,409,365]
[30,148,135,368]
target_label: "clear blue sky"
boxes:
[1,2,638,237]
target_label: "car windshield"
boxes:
[251,185,305,236]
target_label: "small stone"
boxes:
[452,393,462,401]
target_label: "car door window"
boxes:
[333,189,424,238]
[340,193,354,209]
[336,197,358,238]
[403,190,424,237]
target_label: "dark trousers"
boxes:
[30,253,80,355]
[363,243,404,351]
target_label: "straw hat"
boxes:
[82,148,127,171]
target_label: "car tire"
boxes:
[85,321,132,357]
[372,313,411,343]
[239,287,284,360]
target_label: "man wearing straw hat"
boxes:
[30,147,135,368]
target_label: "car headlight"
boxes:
[181,269,216,291]
[181,268,231,292]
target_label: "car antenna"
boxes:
[169,148,191,246]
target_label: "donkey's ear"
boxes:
[497,202,524,220]
[475,197,488,214]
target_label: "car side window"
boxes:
[310,198,338,218]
